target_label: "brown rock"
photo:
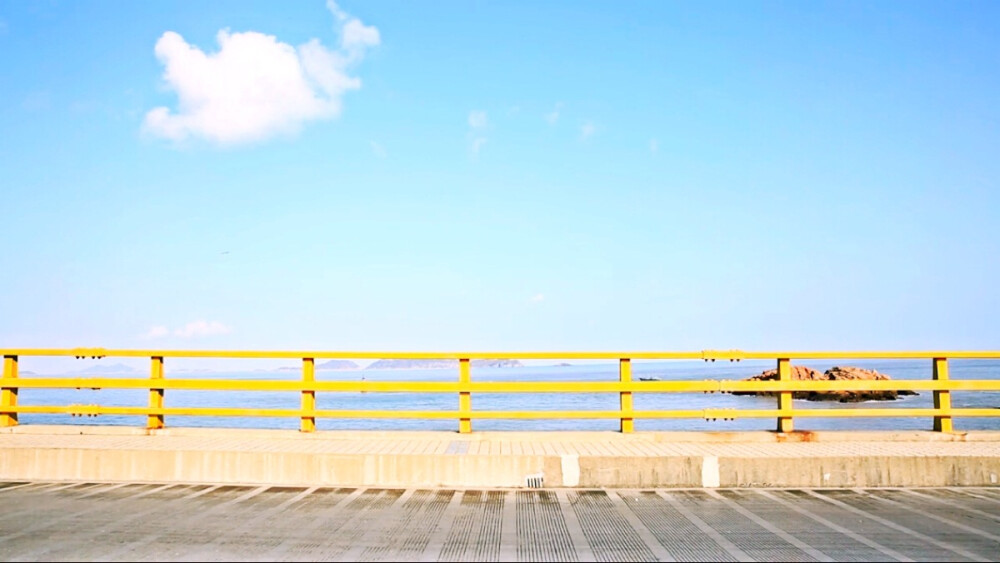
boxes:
[732,365,918,402]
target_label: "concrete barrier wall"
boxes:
[0,448,551,488]
[1,426,999,488]
[2,447,999,488]
[719,455,1000,488]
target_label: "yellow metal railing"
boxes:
[1,349,999,433]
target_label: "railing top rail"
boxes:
[2,348,1000,360]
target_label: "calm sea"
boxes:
[15,359,1000,432]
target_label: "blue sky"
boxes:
[2,1,999,371]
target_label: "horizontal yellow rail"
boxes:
[3,378,1000,393]
[0,348,700,360]
[1,349,999,433]
[4,348,1000,360]
[3,405,999,420]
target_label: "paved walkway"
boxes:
[1,480,999,561]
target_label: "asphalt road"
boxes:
[0,481,998,561]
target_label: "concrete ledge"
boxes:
[1,426,999,488]
[4,425,1000,442]
[720,455,1000,488]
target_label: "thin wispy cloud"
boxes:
[175,320,232,338]
[370,140,387,158]
[142,320,232,339]
[650,138,659,154]
[580,121,596,140]
[544,102,562,125]
[142,326,170,339]
[143,1,379,145]
[468,110,488,129]
[0,19,8,35]
[21,91,50,111]
[471,137,487,156]
[70,100,98,114]
[468,110,488,156]
[530,293,545,303]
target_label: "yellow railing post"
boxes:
[301,357,316,432]
[1,355,19,427]
[619,358,633,433]
[777,358,793,432]
[458,358,471,433]
[933,357,953,432]
[147,356,164,429]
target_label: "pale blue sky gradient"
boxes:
[2,1,999,372]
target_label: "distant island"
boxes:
[275,359,360,372]
[69,363,142,375]
[317,359,360,371]
[365,359,523,370]
[554,363,572,367]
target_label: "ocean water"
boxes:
[14,359,1000,432]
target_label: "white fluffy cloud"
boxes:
[143,2,379,145]
[327,1,380,53]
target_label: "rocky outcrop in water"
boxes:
[733,365,918,402]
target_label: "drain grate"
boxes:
[622,491,736,561]
[439,490,503,562]
[571,491,657,562]
[525,473,544,488]
[517,490,577,562]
